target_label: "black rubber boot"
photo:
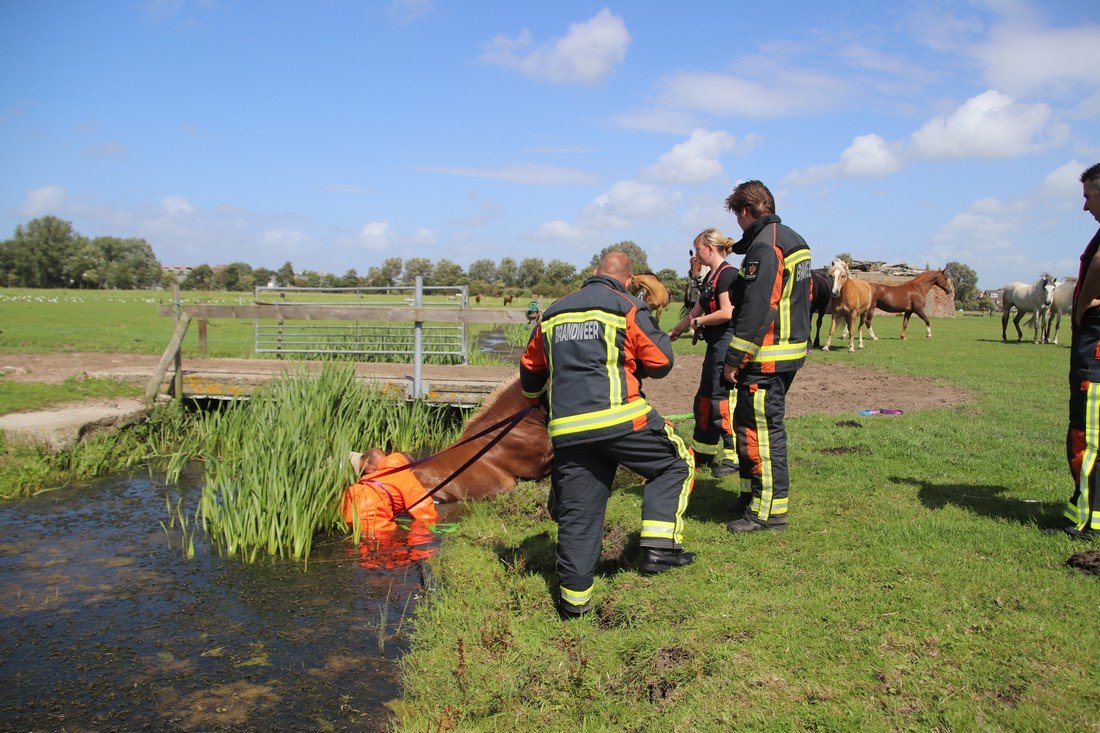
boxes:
[727,516,787,534]
[710,460,739,479]
[641,547,696,574]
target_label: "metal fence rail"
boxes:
[254,323,465,359]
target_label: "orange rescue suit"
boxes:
[341,453,438,535]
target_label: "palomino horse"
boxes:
[357,377,551,503]
[822,258,874,353]
[862,269,953,340]
[629,273,670,322]
[809,268,832,349]
[683,250,711,318]
[1041,276,1075,345]
[1002,274,1056,343]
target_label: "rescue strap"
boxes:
[356,404,535,511]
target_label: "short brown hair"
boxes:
[1082,163,1100,189]
[724,180,775,218]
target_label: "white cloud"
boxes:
[480,8,630,85]
[262,228,315,252]
[655,68,850,118]
[533,220,586,242]
[410,227,436,245]
[387,0,433,24]
[976,24,1100,98]
[161,195,195,216]
[786,134,904,185]
[421,163,600,186]
[610,108,700,135]
[644,129,755,185]
[359,221,394,251]
[911,90,1064,158]
[19,184,66,217]
[84,142,127,160]
[584,180,681,229]
[1041,160,1088,199]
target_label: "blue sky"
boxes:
[1,1,1098,289]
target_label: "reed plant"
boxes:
[185,364,460,563]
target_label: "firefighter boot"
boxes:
[727,515,787,534]
[641,548,696,574]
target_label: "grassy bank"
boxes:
[394,315,1097,731]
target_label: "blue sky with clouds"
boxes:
[1,1,1098,288]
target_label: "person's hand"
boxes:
[669,328,682,341]
[723,364,738,384]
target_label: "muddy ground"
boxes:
[0,351,974,417]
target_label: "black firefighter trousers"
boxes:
[550,422,694,614]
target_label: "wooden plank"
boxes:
[156,303,532,323]
[144,313,192,405]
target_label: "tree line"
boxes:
[0,216,986,310]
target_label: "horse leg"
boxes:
[813,311,823,349]
[1012,310,1025,341]
[847,313,857,352]
[823,313,840,351]
[1002,308,1011,342]
[855,313,865,350]
[863,310,879,341]
[1053,312,1061,345]
[914,307,932,338]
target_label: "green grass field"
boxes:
[1,289,1096,729]
[393,314,1097,732]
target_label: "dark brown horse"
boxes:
[809,268,832,349]
[357,378,551,503]
[503,294,514,306]
[682,250,709,318]
[862,269,953,340]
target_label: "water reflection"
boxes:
[0,469,448,731]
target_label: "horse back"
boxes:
[835,277,873,314]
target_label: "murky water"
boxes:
[477,328,522,363]
[0,468,448,731]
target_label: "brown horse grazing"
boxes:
[475,293,482,304]
[503,294,514,306]
[629,273,670,321]
[356,377,551,503]
[822,258,874,353]
[862,269,953,340]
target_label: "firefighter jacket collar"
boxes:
[733,214,781,255]
[583,274,629,292]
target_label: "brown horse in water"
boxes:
[822,258,874,353]
[356,377,551,503]
[629,273,670,321]
[863,269,953,340]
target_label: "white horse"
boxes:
[1041,277,1075,345]
[1001,274,1056,343]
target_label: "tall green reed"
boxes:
[187,364,460,563]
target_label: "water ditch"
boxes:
[0,467,460,731]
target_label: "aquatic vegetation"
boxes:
[184,364,461,563]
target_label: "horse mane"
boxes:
[464,376,521,430]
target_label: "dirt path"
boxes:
[0,351,973,418]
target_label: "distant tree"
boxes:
[252,267,275,289]
[544,259,576,284]
[339,268,362,288]
[160,269,179,289]
[64,239,107,288]
[517,257,546,288]
[402,257,433,286]
[299,270,323,288]
[181,264,214,290]
[590,241,651,274]
[276,261,296,287]
[4,216,81,287]
[835,252,853,265]
[214,262,254,291]
[945,261,978,308]
[468,258,498,285]
[431,258,465,286]
[498,257,518,287]
[94,236,160,288]
[656,267,686,304]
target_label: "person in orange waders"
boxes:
[341,449,438,537]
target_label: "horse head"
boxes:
[1040,273,1056,307]
[828,258,849,297]
[933,268,953,294]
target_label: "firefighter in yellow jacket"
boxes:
[722,180,812,533]
[520,252,695,619]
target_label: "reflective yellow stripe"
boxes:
[784,250,811,267]
[521,385,546,399]
[664,423,694,545]
[641,520,676,540]
[729,335,759,357]
[1072,382,1100,530]
[692,439,720,456]
[548,399,652,438]
[606,321,622,408]
[560,583,593,607]
[542,311,627,331]
[753,387,774,520]
[758,342,808,360]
